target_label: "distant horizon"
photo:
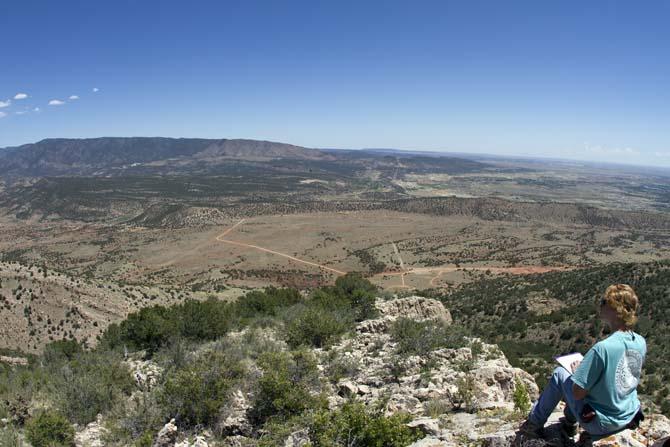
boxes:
[1,1,668,167]
[3,134,670,173]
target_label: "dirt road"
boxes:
[214,219,571,288]
[215,219,346,275]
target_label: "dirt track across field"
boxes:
[214,219,570,288]
[216,219,346,275]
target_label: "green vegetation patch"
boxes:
[437,261,670,415]
[309,401,422,447]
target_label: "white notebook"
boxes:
[555,352,584,374]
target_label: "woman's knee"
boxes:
[551,366,570,384]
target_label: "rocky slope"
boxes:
[68,297,670,447]
[0,261,204,353]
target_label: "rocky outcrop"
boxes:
[0,355,28,366]
[217,389,252,437]
[321,297,537,418]
[153,419,179,447]
[74,414,107,447]
[376,296,453,324]
[126,358,163,391]
[175,436,209,447]
[75,295,669,447]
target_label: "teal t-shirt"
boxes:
[572,331,646,429]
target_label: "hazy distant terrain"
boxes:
[1,137,670,353]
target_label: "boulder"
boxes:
[337,380,359,397]
[218,390,252,436]
[590,430,647,447]
[126,359,163,391]
[407,417,442,436]
[154,419,179,447]
[643,415,670,441]
[376,297,452,324]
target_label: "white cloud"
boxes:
[0,100,10,108]
[15,111,28,115]
[33,107,40,112]
[14,93,28,100]
[49,99,65,106]
[653,152,670,158]
[92,87,99,92]
[0,111,7,118]
[69,95,79,100]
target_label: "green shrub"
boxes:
[424,398,451,418]
[249,350,323,427]
[101,305,177,353]
[50,350,134,425]
[234,287,302,321]
[334,273,378,321]
[134,431,154,447]
[513,378,531,416]
[453,374,476,412]
[283,304,349,349]
[390,318,468,356]
[0,425,22,447]
[325,351,360,384]
[160,351,245,428]
[176,298,231,341]
[309,401,422,447]
[104,391,164,444]
[43,340,83,364]
[100,288,301,354]
[25,410,75,447]
[0,364,48,426]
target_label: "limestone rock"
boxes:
[0,355,28,366]
[376,297,452,324]
[408,437,454,447]
[358,384,371,395]
[643,415,670,441]
[154,419,179,447]
[284,428,310,447]
[337,380,358,397]
[471,362,540,409]
[75,414,107,447]
[407,417,442,436]
[218,390,252,436]
[175,437,209,447]
[356,318,391,334]
[591,430,647,447]
[480,430,517,447]
[126,359,163,391]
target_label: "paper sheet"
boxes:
[555,352,584,374]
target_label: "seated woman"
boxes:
[521,284,646,440]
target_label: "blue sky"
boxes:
[1,0,669,166]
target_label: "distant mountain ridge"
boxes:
[0,137,329,176]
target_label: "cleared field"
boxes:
[2,208,670,292]
[115,210,670,289]
[2,207,670,351]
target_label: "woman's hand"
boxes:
[570,360,582,373]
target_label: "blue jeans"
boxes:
[529,367,612,436]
